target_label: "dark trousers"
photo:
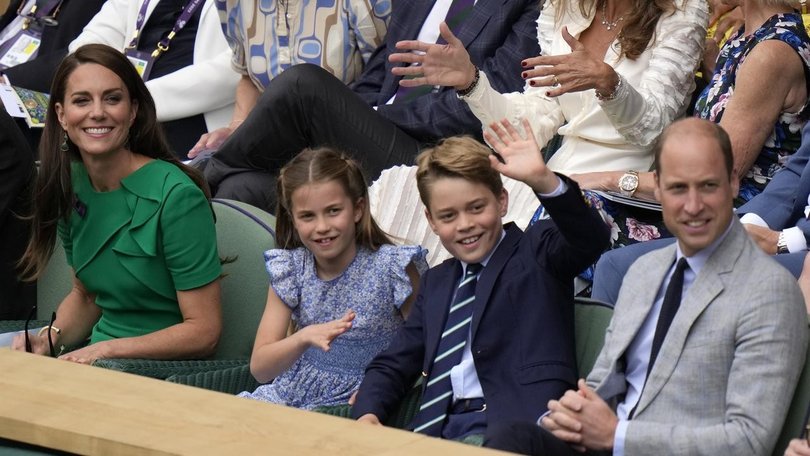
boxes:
[485,421,612,456]
[0,111,36,319]
[204,64,421,213]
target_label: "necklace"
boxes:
[600,0,625,31]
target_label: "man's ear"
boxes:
[653,171,661,202]
[730,171,740,198]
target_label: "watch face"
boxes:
[620,174,639,192]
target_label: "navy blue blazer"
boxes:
[352,177,610,426]
[738,123,810,245]
[350,0,540,143]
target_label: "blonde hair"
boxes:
[415,136,503,209]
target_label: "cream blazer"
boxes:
[464,0,709,174]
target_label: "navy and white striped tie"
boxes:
[412,263,482,436]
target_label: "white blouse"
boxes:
[463,0,709,174]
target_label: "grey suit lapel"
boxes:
[633,222,745,416]
[595,246,676,400]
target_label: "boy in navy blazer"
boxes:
[351,120,609,440]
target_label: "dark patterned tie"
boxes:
[392,0,476,104]
[411,262,482,436]
[648,257,689,375]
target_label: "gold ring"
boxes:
[553,75,560,86]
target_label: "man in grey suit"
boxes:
[486,118,809,455]
[592,123,810,306]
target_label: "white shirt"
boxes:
[740,208,809,253]
[462,0,709,175]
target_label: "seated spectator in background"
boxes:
[68,0,239,158]
[12,44,222,364]
[364,0,707,260]
[0,108,35,319]
[188,0,541,213]
[486,118,808,456]
[593,122,810,305]
[0,0,105,92]
[191,0,390,162]
[0,0,105,152]
[238,148,427,409]
[573,0,810,207]
[351,130,608,440]
[403,0,707,177]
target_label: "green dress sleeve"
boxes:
[160,183,221,291]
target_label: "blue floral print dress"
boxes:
[238,244,427,409]
[694,12,810,203]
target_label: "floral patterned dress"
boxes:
[694,12,810,203]
[238,244,427,410]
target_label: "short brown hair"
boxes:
[416,136,503,209]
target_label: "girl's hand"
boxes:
[59,341,113,365]
[389,22,477,91]
[522,26,617,98]
[299,310,356,351]
[484,118,558,193]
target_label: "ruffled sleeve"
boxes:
[264,248,306,309]
[376,244,428,310]
[598,0,709,147]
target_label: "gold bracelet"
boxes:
[37,326,61,337]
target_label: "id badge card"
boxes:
[124,48,154,81]
[0,29,41,70]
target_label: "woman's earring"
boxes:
[60,131,69,152]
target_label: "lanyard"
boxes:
[126,0,204,58]
[19,0,63,30]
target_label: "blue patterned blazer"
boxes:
[350,0,540,143]
[738,123,810,245]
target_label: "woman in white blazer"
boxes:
[69,0,239,157]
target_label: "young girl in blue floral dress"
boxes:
[239,147,427,410]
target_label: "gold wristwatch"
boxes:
[618,170,639,197]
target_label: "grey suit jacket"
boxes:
[588,219,808,455]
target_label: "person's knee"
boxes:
[214,171,277,214]
[263,63,334,105]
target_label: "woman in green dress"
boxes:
[13,44,222,364]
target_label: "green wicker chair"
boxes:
[94,199,275,379]
[313,297,614,434]
[572,297,613,377]
[773,328,810,456]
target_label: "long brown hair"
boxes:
[275,147,392,251]
[555,0,680,60]
[19,43,210,280]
